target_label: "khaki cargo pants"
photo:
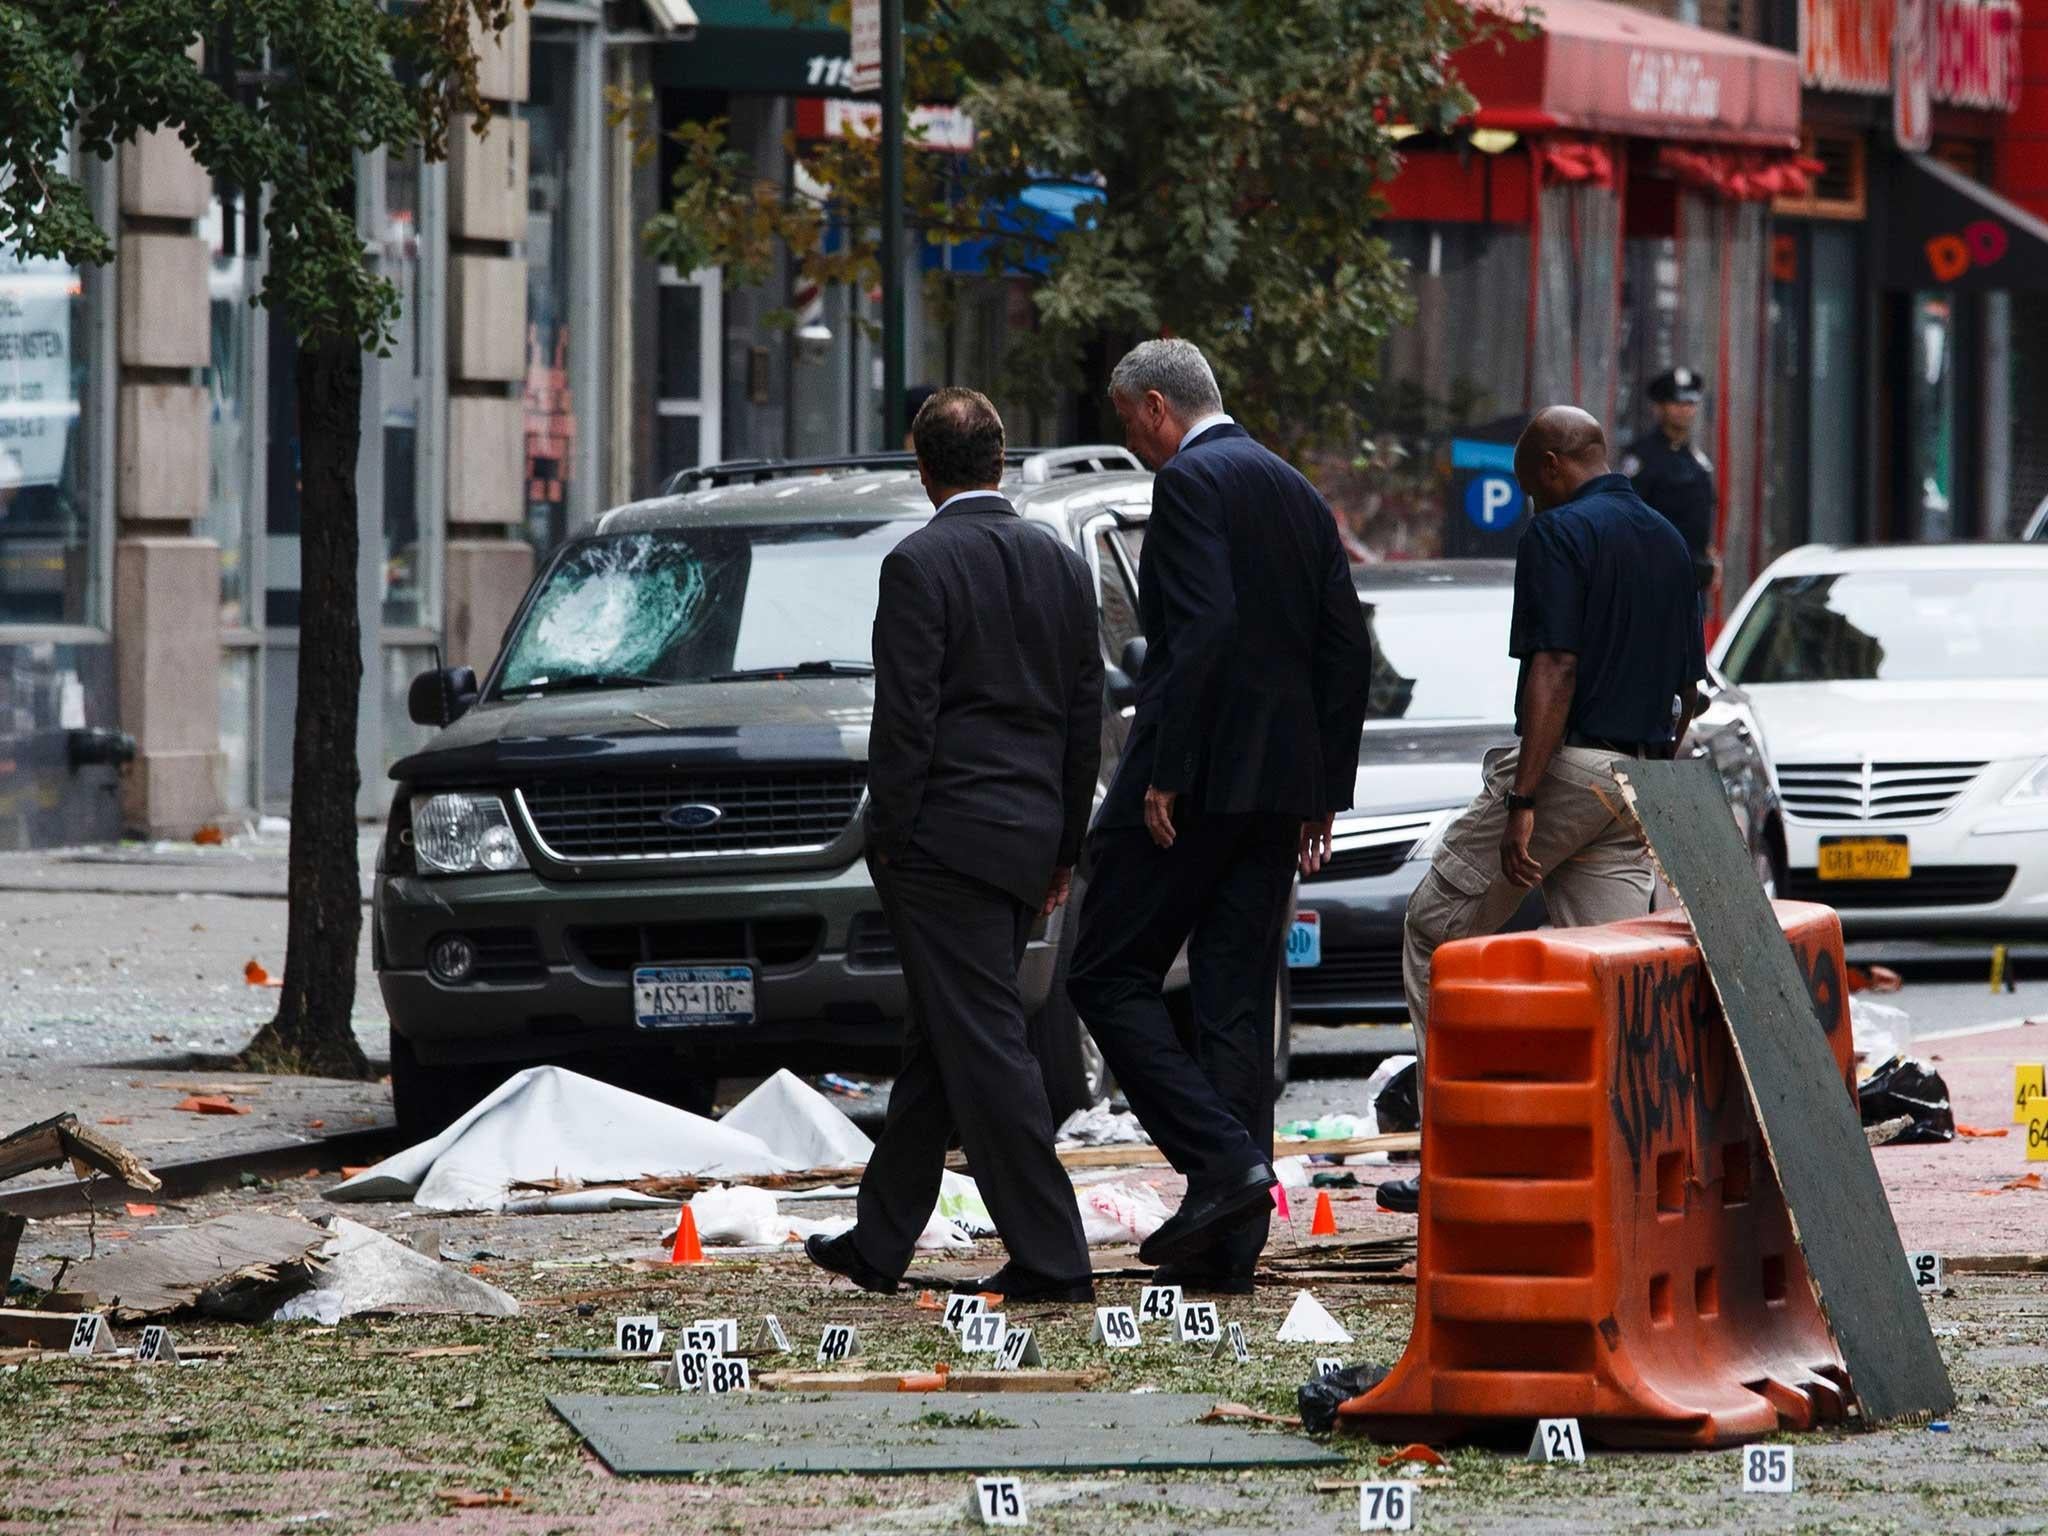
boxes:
[1402,744,1655,1060]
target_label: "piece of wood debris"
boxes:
[0,1309,110,1349]
[1948,1253,2048,1273]
[0,1114,160,1193]
[1199,1402,1302,1427]
[435,1488,523,1508]
[50,1212,327,1321]
[1314,1477,1454,1492]
[391,1344,486,1360]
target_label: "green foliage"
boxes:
[629,0,1490,449]
[0,0,521,349]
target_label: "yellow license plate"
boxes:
[1817,837,1910,881]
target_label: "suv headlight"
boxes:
[410,792,529,874]
[2004,757,2048,807]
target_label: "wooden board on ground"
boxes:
[1614,759,1954,1426]
[0,1114,159,1193]
[0,1308,110,1349]
[47,1212,328,1321]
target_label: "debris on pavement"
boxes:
[327,1066,801,1211]
[1056,1103,1148,1146]
[1199,1401,1302,1427]
[51,1212,327,1321]
[1859,1056,1956,1145]
[174,1095,252,1116]
[719,1068,875,1168]
[1078,1181,1171,1245]
[0,1112,160,1193]
[1850,994,1914,1063]
[1298,1364,1392,1434]
[273,1218,518,1322]
[434,1488,523,1509]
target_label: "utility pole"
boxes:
[880,0,906,446]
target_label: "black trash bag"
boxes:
[1298,1362,1392,1435]
[1374,1061,1420,1134]
[1858,1055,1955,1145]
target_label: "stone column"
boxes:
[444,7,536,673]
[112,127,225,834]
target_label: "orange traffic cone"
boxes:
[671,1203,705,1265]
[1310,1190,1339,1237]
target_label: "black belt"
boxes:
[1565,731,1653,758]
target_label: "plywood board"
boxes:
[549,1391,1345,1475]
[1614,759,1953,1426]
[52,1212,327,1321]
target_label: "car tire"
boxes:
[390,1030,492,1146]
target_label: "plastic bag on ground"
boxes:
[1274,1155,1313,1190]
[1858,1055,1955,1145]
[689,1185,787,1246]
[1369,1055,1420,1134]
[1078,1180,1172,1244]
[1850,994,1913,1066]
[1298,1363,1392,1435]
[936,1170,995,1236]
[1056,1103,1148,1146]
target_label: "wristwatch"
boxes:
[1505,791,1538,812]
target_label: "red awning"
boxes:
[1457,0,1803,148]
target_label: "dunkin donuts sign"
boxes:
[1800,0,2020,114]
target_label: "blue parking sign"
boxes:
[1464,473,1524,531]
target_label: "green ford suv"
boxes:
[375,447,1294,1140]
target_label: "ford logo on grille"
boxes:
[662,802,724,830]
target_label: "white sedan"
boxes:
[1713,543,2048,934]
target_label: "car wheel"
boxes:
[390,1029,492,1145]
[1272,962,1293,1102]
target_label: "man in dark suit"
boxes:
[1067,340,1374,1290]
[806,388,1102,1304]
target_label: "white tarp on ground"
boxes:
[274,1219,520,1322]
[719,1068,875,1168]
[326,1066,800,1212]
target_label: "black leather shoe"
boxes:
[805,1231,900,1294]
[1375,1176,1420,1215]
[949,1264,1095,1304]
[1147,1263,1255,1296]
[1138,1162,1277,1267]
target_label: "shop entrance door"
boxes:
[655,265,722,484]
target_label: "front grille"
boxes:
[1786,865,2015,908]
[1293,946,1406,1002]
[1304,840,1417,884]
[1777,760,1984,823]
[520,766,867,860]
[567,917,824,977]
[844,912,899,971]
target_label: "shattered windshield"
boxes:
[495,521,917,693]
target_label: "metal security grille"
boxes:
[1785,865,2015,908]
[1775,760,1984,823]
[1292,947,1406,1002]
[1303,840,1417,884]
[567,917,824,976]
[520,766,867,860]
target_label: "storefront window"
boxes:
[381,150,427,627]
[204,187,255,630]
[526,28,582,556]
[0,241,89,626]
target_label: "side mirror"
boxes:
[408,666,479,728]
[1119,636,1148,678]
[1105,666,1138,709]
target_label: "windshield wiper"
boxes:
[709,660,876,681]
[505,672,667,695]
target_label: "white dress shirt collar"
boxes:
[934,488,1003,515]
[1177,412,1235,454]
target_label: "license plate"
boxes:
[1286,911,1321,969]
[1817,836,1910,882]
[633,965,754,1028]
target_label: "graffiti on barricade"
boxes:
[1611,959,1729,1176]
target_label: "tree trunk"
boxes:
[239,331,371,1080]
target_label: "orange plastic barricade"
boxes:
[1340,901,1859,1449]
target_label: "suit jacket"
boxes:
[1098,423,1373,829]
[864,491,1104,907]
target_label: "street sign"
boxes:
[850,0,882,93]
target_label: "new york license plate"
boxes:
[1286,910,1321,969]
[1817,836,1910,882]
[633,965,755,1028]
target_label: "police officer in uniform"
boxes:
[1621,367,1716,592]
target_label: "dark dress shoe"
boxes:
[804,1231,900,1294]
[1147,1263,1255,1296]
[1138,1161,1277,1267]
[1375,1176,1420,1214]
[949,1264,1094,1304]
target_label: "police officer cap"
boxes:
[1649,367,1705,404]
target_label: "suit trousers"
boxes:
[1402,745,1655,1061]
[853,851,1090,1282]
[1066,811,1298,1277]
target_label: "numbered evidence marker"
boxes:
[679,1325,727,1356]
[695,1318,741,1355]
[2029,1099,2048,1162]
[817,1323,860,1365]
[1740,1444,1795,1493]
[614,1315,665,1355]
[995,1325,1044,1371]
[1357,1480,1416,1532]
[1527,1417,1586,1464]
[706,1356,752,1395]
[973,1474,1028,1527]
[1314,1358,1346,1379]
[2014,1062,2045,1122]
[756,1314,792,1354]
[1089,1305,1142,1349]
[67,1314,113,1358]
[1138,1284,1182,1324]
[1908,1252,1943,1293]
[960,1310,1008,1355]
[1173,1300,1220,1346]
[943,1292,986,1332]
[1216,1320,1251,1366]
[136,1326,178,1366]
[671,1348,714,1394]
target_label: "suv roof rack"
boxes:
[659,444,1142,496]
